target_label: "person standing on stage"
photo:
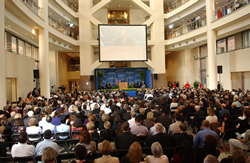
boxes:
[185,82,190,89]
[121,78,125,82]
[217,81,221,91]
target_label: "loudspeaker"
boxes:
[154,74,158,80]
[90,75,94,81]
[33,70,39,79]
[217,66,223,74]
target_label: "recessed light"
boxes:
[50,13,52,15]
[59,19,61,21]
[247,27,250,29]
[32,37,34,39]
[25,33,27,35]
[113,12,115,13]
[50,45,52,46]
[34,27,36,29]
[8,25,11,27]
[119,5,121,7]
[107,5,108,7]
[216,2,218,4]
[130,5,132,7]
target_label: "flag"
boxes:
[116,72,118,85]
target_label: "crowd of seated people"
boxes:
[1,86,250,162]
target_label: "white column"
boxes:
[206,0,217,89]
[0,0,6,108]
[39,0,50,97]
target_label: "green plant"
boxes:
[97,71,105,83]
[139,70,146,82]
[128,84,133,88]
[113,85,119,89]
[193,80,199,89]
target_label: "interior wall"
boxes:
[49,51,57,87]
[93,8,108,24]
[5,51,36,99]
[130,9,149,24]
[58,52,69,91]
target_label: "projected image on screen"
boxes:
[99,25,147,62]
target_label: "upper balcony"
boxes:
[61,0,78,12]
[22,0,42,18]
[164,0,190,13]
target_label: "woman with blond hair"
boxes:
[121,142,144,163]
[94,140,119,163]
[26,118,42,141]
[42,147,56,163]
[143,112,154,129]
[206,107,218,123]
[86,121,99,139]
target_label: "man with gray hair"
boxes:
[203,154,219,163]
[146,123,172,148]
[145,142,169,162]
[191,105,205,133]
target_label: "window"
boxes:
[26,43,31,57]
[18,39,25,55]
[217,39,226,54]
[243,30,250,48]
[11,36,17,53]
[32,46,38,59]
[200,59,206,70]
[227,36,235,52]
[200,45,207,58]
[200,45,207,86]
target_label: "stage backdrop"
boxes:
[95,68,152,91]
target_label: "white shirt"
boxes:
[90,103,100,110]
[128,118,136,128]
[26,126,42,141]
[149,125,166,136]
[196,16,200,20]
[56,124,70,139]
[206,115,218,123]
[42,122,55,134]
[11,143,35,157]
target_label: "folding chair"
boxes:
[5,142,14,152]
[209,122,221,136]
[13,156,36,162]
[56,153,75,163]
[1,134,12,142]
[137,136,147,147]
[53,140,69,153]
[219,128,238,153]
[0,157,13,163]
[142,147,152,155]
[56,132,70,140]
[194,116,206,131]
[28,134,42,142]
[184,112,195,123]
[174,146,181,155]
[220,157,233,163]
[163,147,175,161]
[117,149,129,161]
[71,131,81,139]
[11,134,20,142]
[35,155,42,162]
[170,107,178,119]
[66,139,79,152]
[32,140,41,147]
[92,138,99,150]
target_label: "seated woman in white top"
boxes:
[170,98,178,110]
[145,142,169,163]
[26,118,42,141]
[206,107,218,123]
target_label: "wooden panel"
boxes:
[119,82,128,89]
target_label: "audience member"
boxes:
[76,130,96,152]
[203,154,219,163]
[130,116,148,136]
[172,140,195,163]
[173,123,193,146]
[71,144,92,163]
[121,142,144,163]
[42,147,56,163]
[26,118,42,141]
[94,140,119,163]
[56,117,70,139]
[206,107,218,123]
[148,119,166,136]
[145,142,169,163]
[11,132,35,157]
[128,111,136,128]
[157,109,172,129]
[23,111,34,127]
[143,112,154,129]
[232,149,247,163]
[168,114,182,135]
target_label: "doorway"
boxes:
[6,78,17,102]
[69,80,79,93]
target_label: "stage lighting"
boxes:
[68,22,73,27]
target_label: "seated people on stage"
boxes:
[99,83,104,89]
[131,81,135,88]
[121,78,125,82]
[138,81,142,88]
[11,132,35,157]
[105,82,109,89]
[108,82,113,89]
[134,81,138,88]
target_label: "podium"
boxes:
[119,82,128,89]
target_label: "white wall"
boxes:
[49,51,57,87]
[5,51,36,99]
[58,52,69,91]
[93,9,108,24]
[130,9,149,24]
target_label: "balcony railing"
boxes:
[164,0,190,13]
[22,0,42,18]
[48,17,79,40]
[166,16,206,39]
[62,0,78,12]
[214,0,250,20]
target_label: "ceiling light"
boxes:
[8,25,11,27]
[25,33,27,35]
[119,5,121,7]
[32,37,34,39]
[50,13,52,15]
[107,5,108,7]
[113,12,115,13]
[59,19,61,21]
[169,24,174,29]
[216,2,218,4]
[68,22,73,27]
[50,45,52,46]
[130,5,132,7]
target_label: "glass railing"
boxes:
[214,0,250,20]
[164,0,190,13]
[62,0,78,12]
[48,17,79,40]
[22,0,42,18]
[166,16,206,39]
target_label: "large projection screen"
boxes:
[98,25,147,62]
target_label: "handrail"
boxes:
[22,0,42,18]
[214,0,250,20]
[48,17,79,40]
[166,16,206,39]
[164,0,190,13]
[62,0,78,12]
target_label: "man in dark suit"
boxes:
[173,123,193,146]
[157,109,172,129]
[115,121,137,150]
[114,29,135,46]
[146,123,173,148]
[150,105,161,118]
[191,105,206,132]
[122,107,131,121]
[121,78,125,82]
[230,103,241,116]
[217,81,221,91]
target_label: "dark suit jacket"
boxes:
[157,115,172,128]
[23,117,33,127]
[192,110,206,128]
[230,109,241,116]
[115,132,137,150]
[146,133,173,148]
[173,133,193,146]
[122,112,131,121]
[153,111,161,118]
[0,142,6,157]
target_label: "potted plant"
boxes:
[139,70,146,82]
[193,80,199,89]
[97,71,105,83]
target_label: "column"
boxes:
[150,0,166,88]
[78,0,95,91]
[39,0,50,97]
[206,0,217,89]
[0,0,6,108]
